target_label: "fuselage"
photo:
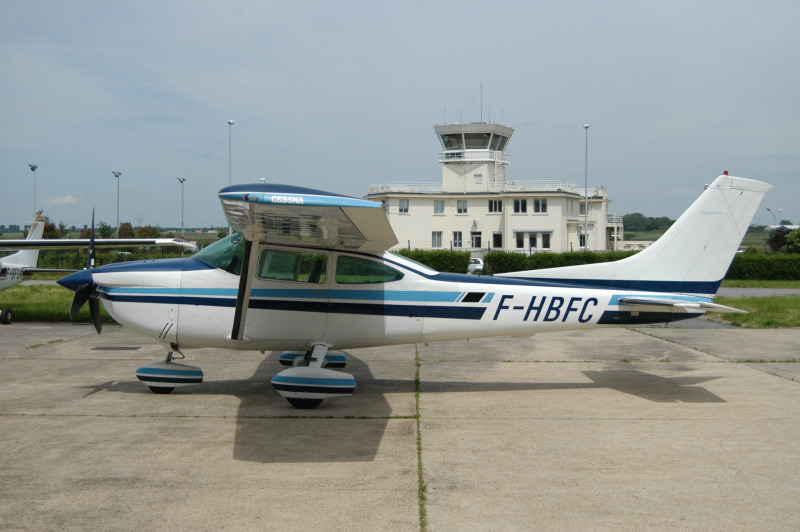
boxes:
[59,235,709,352]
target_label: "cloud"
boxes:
[44,195,82,206]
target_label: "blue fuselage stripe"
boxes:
[100,291,487,320]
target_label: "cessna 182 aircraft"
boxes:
[0,214,195,325]
[59,173,770,408]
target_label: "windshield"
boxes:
[193,233,245,275]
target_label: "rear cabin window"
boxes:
[257,250,327,283]
[335,256,404,284]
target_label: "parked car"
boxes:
[467,257,484,274]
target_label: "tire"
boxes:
[287,397,323,409]
[0,308,11,325]
[149,386,175,394]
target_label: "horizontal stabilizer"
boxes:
[617,297,747,314]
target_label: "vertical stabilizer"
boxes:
[12,215,46,269]
[498,175,772,296]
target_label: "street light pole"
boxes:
[112,171,122,237]
[177,177,186,237]
[28,164,38,215]
[583,124,589,251]
[767,207,783,227]
[228,119,234,235]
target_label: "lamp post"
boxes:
[28,164,38,215]
[767,207,783,227]
[177,177,186,237]
[227,119,234,235]
[112,171,122,237]
[583,124,589,251]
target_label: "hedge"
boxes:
[396,249,471,273]
[725,254,800,280]
[483,250,637,275]
[396,248,800,279]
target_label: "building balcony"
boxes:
[489,181,579,194]
[368,182,444,194]
[437,150,511,164]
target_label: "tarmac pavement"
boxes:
[1,321,799,530]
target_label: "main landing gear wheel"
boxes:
[0,307,11,324]
[287,397,324,409]
[272,344,356,409]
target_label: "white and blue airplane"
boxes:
[0,214,196,325]
[59,173,770,408]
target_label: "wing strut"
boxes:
[230,240,260,340]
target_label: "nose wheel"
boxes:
[136,346,203,394]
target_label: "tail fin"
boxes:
[498,175,772,297]
[11,215,46,269]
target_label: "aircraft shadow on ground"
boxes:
[79,356,725,463]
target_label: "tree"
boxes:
[118,222,135,238]
[767,226,791,252]
[42,222,58,239]
[57,221,70,238]
[783,230,800,254]
[97,221,114,238]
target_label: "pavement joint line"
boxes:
[415,344,428,532]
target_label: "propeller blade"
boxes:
[70,283,92,320]
[89,296,102,334]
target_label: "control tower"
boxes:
[433,122,514,193]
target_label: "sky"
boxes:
[2,0,799,230]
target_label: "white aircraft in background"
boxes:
[59,174,770,409]
[0,214,196,325]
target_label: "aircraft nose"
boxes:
[58,269,93,292]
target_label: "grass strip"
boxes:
[706,295,800,328]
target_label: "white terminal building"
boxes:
[367,122,624,255]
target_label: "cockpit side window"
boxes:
[257,250,327,283]
[335,255,404,284]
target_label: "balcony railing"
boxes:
[489,181,579,194]
[368,182,443,194]
[437,150,510,164]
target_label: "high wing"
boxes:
[218,183,398,341]
[218,183,397,253]
[1,238,196,251]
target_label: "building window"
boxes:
[529,234,537,249]
[493,233,502,248]
[433,200,444,214]
[432,231,442,248]
[399,199,409,214]
[515,233,524,248]
[533,199,547,213]
[471,231,482,248]
[488,199,502,213]
[474,173,482,184]
[513,199,527,213]
[457,200,468,214]
[453,231,462,248]
[542,233,551,249]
